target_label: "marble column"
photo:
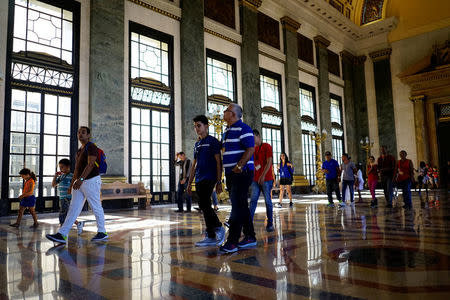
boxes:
[369,48,397,156]
[411,95,428,164]
[353,56,370,163]
[314,35,332,157]
[180,0,205,153]
[281,17,303,174]
[425,102,439,167]
[89,0,125,179]
[240,0,261,130]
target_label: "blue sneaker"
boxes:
[219,242,238,253]
[339,202,346,208]
[46,233,67,244]
[327,203,335,208]
[237,236,257,249]
[91,232,109,242]
[215,227,226,246]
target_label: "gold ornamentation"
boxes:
[309,130,327,194]
[127,0,181,21]
[239,0,262,10]
[409,95,426,103]
[281,16,300,33]
[292,175,310,187]
[360,136,374,188]
[11,82,72,95]
[369,48,392,62]
[204,28,241,45]
[313,35,331,49]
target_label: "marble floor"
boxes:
[0,190,449,299]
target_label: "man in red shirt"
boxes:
[377,146,396,208]
[249,129,274,232]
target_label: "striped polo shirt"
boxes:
[56,172,73,200]
[222,120,255,174]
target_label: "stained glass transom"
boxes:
[11,62,73,88]
[262,113,282,126]
[207,57,235,101]
[260,74,280,111]
[330,98,342,125]
[131,87,170,106]
[300,88,315,118]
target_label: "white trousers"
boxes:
[59,175,106,236]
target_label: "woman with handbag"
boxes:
[276,152,294,208]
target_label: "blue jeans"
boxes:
[249,181,273,226]
[177,182,191,211]
[381,175,394,205]
[212,190,218,206]
[398,179,412,207]
[342,180,355,202]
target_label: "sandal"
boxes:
[9,223,20,228]
[29,223,39,229]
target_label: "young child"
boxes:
[52,159,84,235]
[355,163,364,202]
[10,168,39,228]
[367,156,379,207]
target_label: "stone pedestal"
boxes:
[369,48,397,156]
[240,0,261,129]
[281,17,304,175]
[180,0,205,153]
[89,0,125,178]
[314,36,332,157]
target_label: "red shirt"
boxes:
[253,143,274,182]
[367,164,379,182]
[396,159,412,182]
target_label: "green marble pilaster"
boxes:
[370,48,397,156]
[180,0,205,153]
[240,1,261,129]
[89,0,124,177]
[281,17,303,174]
[353,56,370,164]
[314,36,332,158]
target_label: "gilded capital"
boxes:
[239,0,262,10]
[313,35,330,49]
[281,16,300,33]
[409,95,426,103]
[369,48,392,62]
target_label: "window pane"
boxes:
[161,176,170,191]
[131,142,140,158]
[26,134,40,154]
[26,112,41,133]
[161,128,169,144]
[42,176,55,196]
[142,159,150,175]
[58,116,71,135]
[43,155,56,176]
[153,176,160,192]
[44,135,56,154]
[10,155,24,176]
[58,136,70,155]
[10,132,25,153]
[152,143,160,159]
[141,142,150,158]
[160,112,169,128]
[27,92,41,112]
[25,155,39,175]
[11,89,26,110]
[161,160,169,175]
[141,126,150,142]
[152,127,160,143]
[207,54,235,101]
[44,114,57,134]
[58,96,71,116]
[131,124,140,141]
[161,144,169,159]
[152,160,160,175]
[152,111,160,126]
[11,111,25,132]
[132,159,140,176]
[131,107,140,124]
[141,109,150,125]
[9,177,22,198]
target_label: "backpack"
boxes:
[85,142,107,175]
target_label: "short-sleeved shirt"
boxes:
[322,159,339,180]
[56,172,73,199]
[253,143,274,182]
[222,120,255,174]
[341,161,356,180]
[377,154,396,177]
[75,143,99,179]
[367,164,379,182]
[194,135,221,183]
[279,162,294,179]
[23,178,35,194]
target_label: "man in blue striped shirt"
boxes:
[220,103,256,253]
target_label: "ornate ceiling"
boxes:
[323,0,386,26]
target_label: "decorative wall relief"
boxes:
[361,0,384,25]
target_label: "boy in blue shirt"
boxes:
[52,158,84,234]
[187,115,226,247]
[321,151,343,207]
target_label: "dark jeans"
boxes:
[397,179,412,207]
[381,175,394,205]
[225,171,255,244]
[326,178,341,204]
[59,197,71,225]
[196,180,222,238]
[177,181,191,211]
[342,180,355,203]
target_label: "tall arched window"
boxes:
[3,0,80,212]
[330,94,344,164]
[300,83,317,185]
[129,22,174,203]
[260,69,283,175]
[206,49,237,139]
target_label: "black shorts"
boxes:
[280,178,293,185]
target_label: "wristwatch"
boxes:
[236,164,242,170]
[79,177,84,181]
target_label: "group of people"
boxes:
[323,146,418,210]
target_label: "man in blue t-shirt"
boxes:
[321,151,342,207]
[220,104,256,253]
[187,115,225,247]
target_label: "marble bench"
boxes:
[101,181,152,210]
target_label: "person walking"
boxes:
[367,156,379,207]
[220,104,256,253]
[46,126,108,243]
[416,161,429,195]
[355,163,364,202]
[322,151,343,207]
[377,146,396,208]
[174,152,192,212]
[187,115,226,247]
[249,129,274,232]
[9,168,39,228]
[341,153,357,205]
[394,150,415,210]
[276,152,294,208]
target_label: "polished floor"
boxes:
[0,190,449,299]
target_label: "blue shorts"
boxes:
[20,195,36,207]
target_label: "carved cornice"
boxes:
[280,16,300,33]
[239,0,262,10]
[313,35,330,49]
[127,0,181,21]
[369,48,392,62]
[340,50,355,64]
[355,55,367,65]
[409,95,426,103]
[204,28,241,45]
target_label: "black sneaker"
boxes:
[46,233,67,244]
[175,210,183,213]
[237,236,257,249]
[289,202,293,207]
[266,225,274,232]
[91,232,109,242]
[219,242,238,253]
[370,201,378,208]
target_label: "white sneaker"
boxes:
[76,221,84,235]
[215,227,226,246]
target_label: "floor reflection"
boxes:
[0,190,449,299]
